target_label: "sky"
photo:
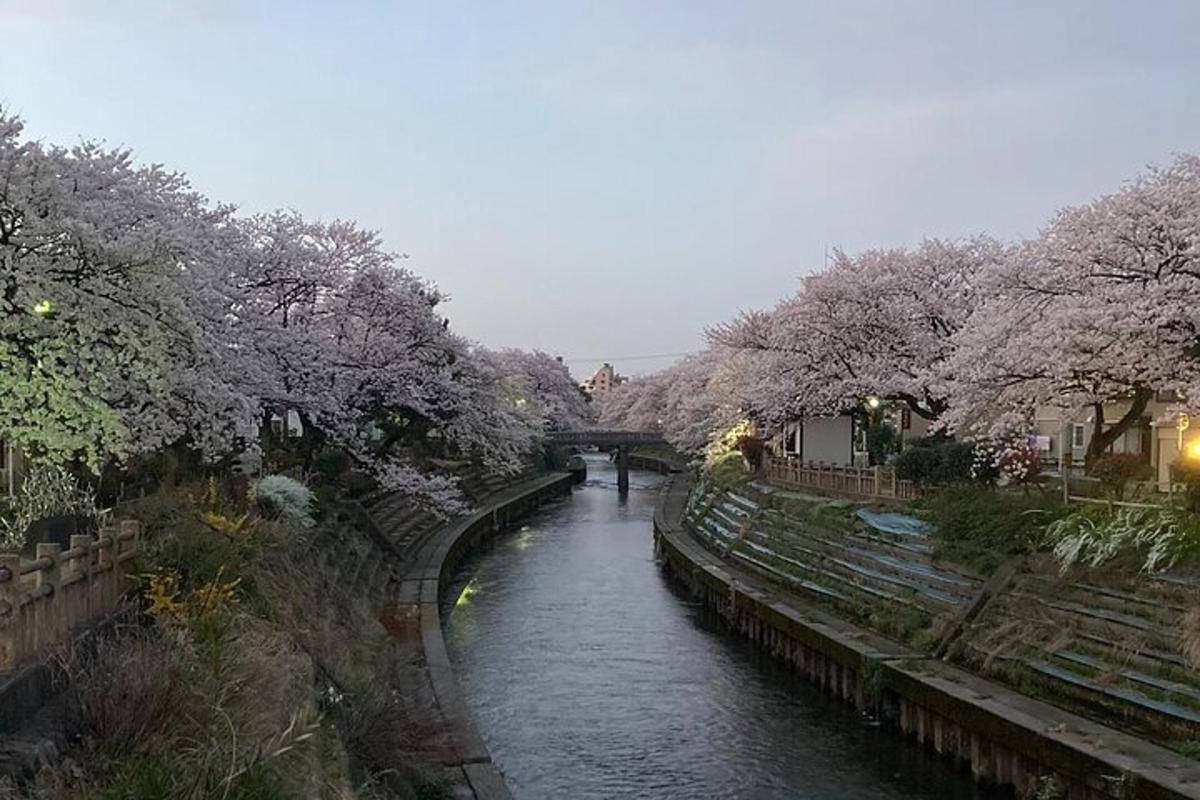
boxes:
[2,1,1199,378]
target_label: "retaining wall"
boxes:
[390,472,575,800]
[655,474,1200,800]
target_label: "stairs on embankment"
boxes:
[684,479,982,650]
[684,475,1200,753]
[955,570,1200,748]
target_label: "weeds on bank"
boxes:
[912,484,1067,574]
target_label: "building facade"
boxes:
[580,362,624,397]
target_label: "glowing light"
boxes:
[1186,439,1200,462]
[454,582,479,607]
[866,396,881,409]
[32,299,52,317]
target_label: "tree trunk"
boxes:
[1085,386,1153,469]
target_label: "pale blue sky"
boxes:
[3,1,1199,376]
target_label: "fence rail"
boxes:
[0,520,139,672]
[764,457,925,501]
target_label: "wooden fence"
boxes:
[764,456,925,501]
[0,520,139,673]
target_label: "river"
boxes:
[443,455,1001,799]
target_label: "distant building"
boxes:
[580,363,625,397]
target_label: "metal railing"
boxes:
[764,456,925,501]
[0,520,139,672]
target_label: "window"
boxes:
[1071,424,1086,449]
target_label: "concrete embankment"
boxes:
[654,474,1200,800]
[387,472,574,800]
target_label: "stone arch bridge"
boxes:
[544,430,665,494]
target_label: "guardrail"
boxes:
[0,521,139,672]
[764,456,925,501]
[544,430,667,447]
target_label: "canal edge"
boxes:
[653,473,1200,800]
[400,471,575,800]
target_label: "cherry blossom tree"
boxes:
[478,348,590,433]
[941,155,1200,466]
[711,237,999,426]
[0,112,574,513]
[596,349,738,456]
[0,113,258,469]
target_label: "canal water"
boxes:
[443,456,1002,800]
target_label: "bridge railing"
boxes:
[764,456,924,501]
[544,430,667,446]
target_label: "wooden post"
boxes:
[35,543,61,591]
[69,534,92,622]
[0,552,19,672]
[35,543,61,658]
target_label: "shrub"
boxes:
[252,475,316,528]
[865,422,900,466]
[995,444,1041,484]
[1045,506,1200,574]
[737,435,766,470]
[344,470,379,498]
[895,437,981,485]
[1173,460,1200,512]
[0,464,97,550]
[1090,453,1152,500]
[312,448,352,484]
[917,484,1066,573]
[60,625,185,754]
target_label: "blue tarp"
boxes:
[855,509,930,538]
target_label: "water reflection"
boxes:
[443,455,1000,800]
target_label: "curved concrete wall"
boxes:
[404,473,575,800]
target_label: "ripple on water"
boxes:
[444,459,1001,800]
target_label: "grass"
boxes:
[911,484,1068,574]
[6,480,454,799]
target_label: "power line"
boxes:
[558,350,699,364]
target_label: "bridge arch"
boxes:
[544,430,666,494]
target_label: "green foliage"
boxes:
[413,776,456,800]
[0,338,132,470]
[706,419,753,466]
[916,484,1066,573]
[865,421,899,467]
[344,470,379,498]
[101,754,176,800]
[705,450,749,489]
[0,463,97,550]
[1179,740,1200,760]
[1045,506,1200,574]
[312,447,352,484]
[895,437,988,485]
[1173,460,1200,512]
[1089,453,1152,500]
[1035,775,1067,800]
[736,435,766,470]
